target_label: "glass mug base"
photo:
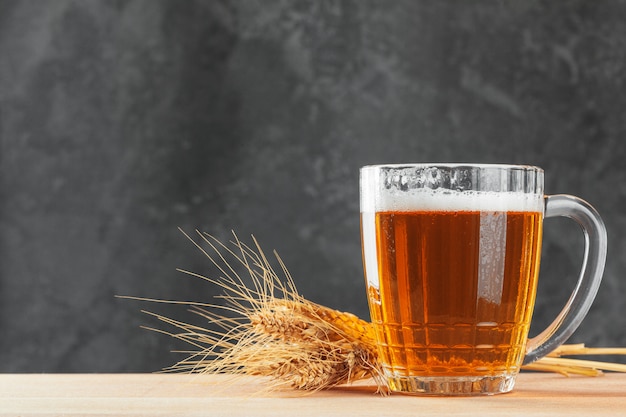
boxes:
[385,373,517,396]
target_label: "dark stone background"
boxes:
[1,1,624,372]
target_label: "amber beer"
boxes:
[361,196,544,382]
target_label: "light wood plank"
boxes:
[1,373,625,416]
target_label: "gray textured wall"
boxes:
[1,1,625,372]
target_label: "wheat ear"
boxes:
[130,230,385,392]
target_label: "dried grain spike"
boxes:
[307,302,378,349]
[132,230,386,393]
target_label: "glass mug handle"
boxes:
[523,194,608,364]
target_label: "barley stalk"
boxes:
[122,230,385,393]
[121,231,626,393]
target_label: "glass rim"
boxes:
[360,163,543,173]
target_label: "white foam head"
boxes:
[360,165,544,213]
[361,187,543,212]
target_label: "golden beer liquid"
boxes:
[363,210,543,377]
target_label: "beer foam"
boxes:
[361,187,544,213]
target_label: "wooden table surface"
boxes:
[1,372,625,416]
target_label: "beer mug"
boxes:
[360,164,607,395]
